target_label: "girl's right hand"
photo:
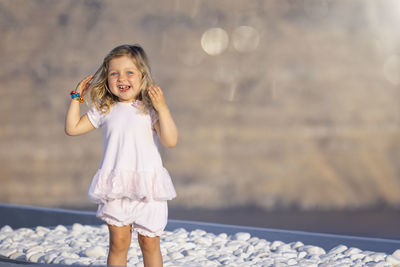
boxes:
[76,75,94,95]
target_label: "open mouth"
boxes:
[118,85,131,93]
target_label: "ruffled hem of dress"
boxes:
[87,168,176,203]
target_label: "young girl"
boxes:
[65,44,178,267]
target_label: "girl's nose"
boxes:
[117,74,126,82]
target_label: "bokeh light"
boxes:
[232,26,260,53]
[201,27,229,56]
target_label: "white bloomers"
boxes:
[96,198,168,237]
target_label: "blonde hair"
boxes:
[89,44,154,113]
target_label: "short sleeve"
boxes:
[149,108,159,129]
[87,105,104,128]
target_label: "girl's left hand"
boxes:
[76,75,94,96]
[148,85,168,111]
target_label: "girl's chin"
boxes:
[118,98,136,103]
[116,91,140,103]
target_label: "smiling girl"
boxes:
[65,44,178,267]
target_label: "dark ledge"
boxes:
[0,203,399,265]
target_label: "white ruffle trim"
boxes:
[97,210,164,237]
[88,168,176,203]
[134,226,163,237]
[99,213,131,227]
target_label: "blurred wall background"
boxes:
[1,0,400,226]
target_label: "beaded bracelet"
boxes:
[70,91,84,103]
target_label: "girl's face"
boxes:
[107,55,142,103]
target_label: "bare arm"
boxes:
[149,85,178,148]
[65,75,95,136]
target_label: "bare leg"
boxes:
[138,233,163,267]
[107,224,132,267]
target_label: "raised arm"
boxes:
[65,75,95,136]
[148,85,178,148]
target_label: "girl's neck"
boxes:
[117,97,140,103]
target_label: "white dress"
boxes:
[86,101,177,204]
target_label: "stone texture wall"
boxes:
[1,0,400,210]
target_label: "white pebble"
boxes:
[26,245,43,254]
[127,248,139,257]
[248,236,259,243]
[244,244,255,254]
[274,256,289,265]
[72,223,84,233]
[9,251,25,260]
[291,241,304,249]
[0,225,13,233]
[182,242,196,250]
[217,233,228,239]
[350,253,365,261]
[195,237,212,246]
[371,253,387,262]
[253,250,269,258]
[345,247,362,256]
[0,248,17,257]
[54,225,68,232]
[225,240,244,251]
[11,234,24,242]
[282,252,297,259]
[233,248,242,256]
[298,251,307,258]
[26,248,44,260]
[28,252,45,263]
[43,253,59,263]
[61,251,80,259]
[35,226,50,232]
[329,244,348,254]
[271,240,285,250]
[393,249,400,259]
[75,257,93,265]
[203,260,219,267]
[52,255,66,264]
[239,252,250,259]
[0,237,13,246]
[189,229,207,237]
[170,252,184,260]
[85,246,107,258]
[182,249,198,257]
[363,255,373,263]
[298,259,319,266]
[173,227,187,234]
[234,232,251,241]
[253,239,270,250]
[61,258,78,265]
[217,254,232,262]
[307,246,326,255]
[276,243,292,253]
[386,255,400,265]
